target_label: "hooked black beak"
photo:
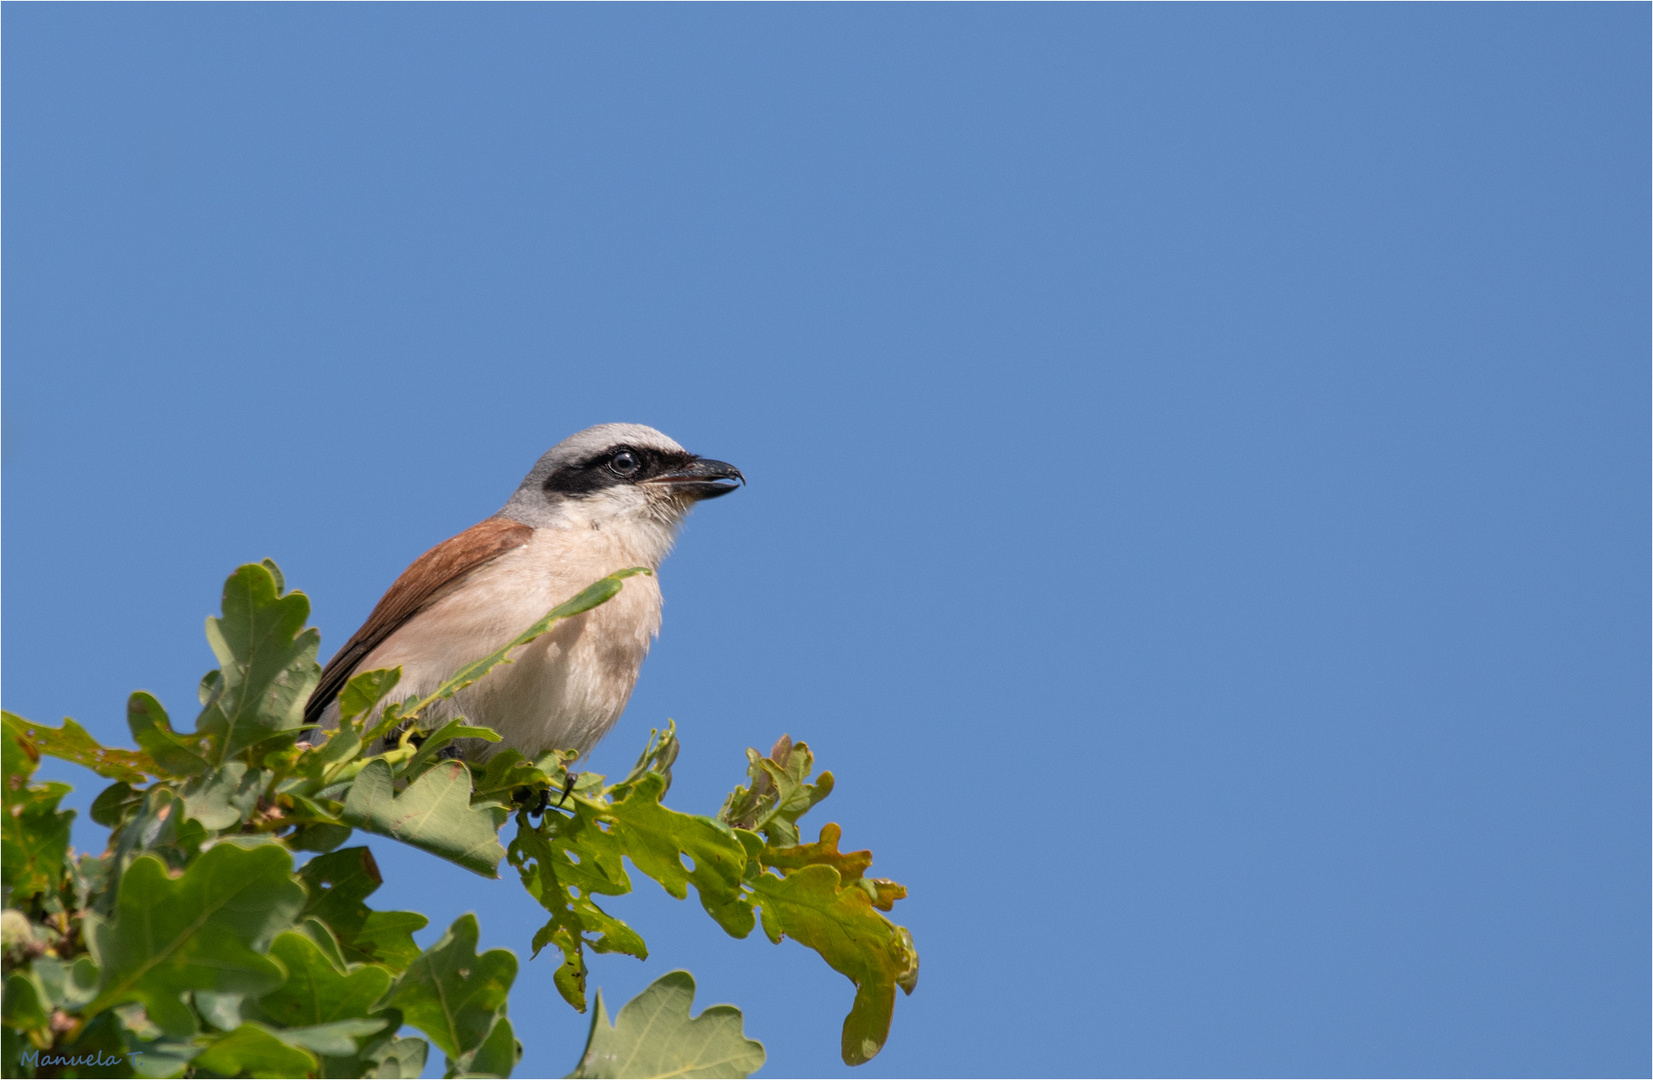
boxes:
[646,457,745,500]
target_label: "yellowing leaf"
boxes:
[2,779,74,903]
[750,865,919,1067]
[2,711,156,784]
[761,823,907,912]
[760,822,871,881]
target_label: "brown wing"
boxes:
[304,516,534,725]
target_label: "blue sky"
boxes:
[4,6,1646,1077]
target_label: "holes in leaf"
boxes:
[680,854,696,873]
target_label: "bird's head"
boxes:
[501,424,744,554]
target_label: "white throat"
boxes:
[516,488,688,571]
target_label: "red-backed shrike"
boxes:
[302,423,742,759]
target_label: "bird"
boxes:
[302,423,743,761]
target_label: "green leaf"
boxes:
[385,913,517,1066]
[33,954,100,1011]
[129,1036,201,1078]
[103,786,198,876]
[200,669,224,708]
[456,1014,520,1078]
[402,568,651,721]
[608,773,754,939]
[0,1029,18,1080]
[606,723,680,801]
[718,735,834,847]
[84,843,306,1038]
[2,711,156,784]
[352,909,430,975]
[339,668,402,727]
[192,1022,319,1078]
[2,779,75,902]
[281,1018,398,1057]
[569,970,764,1080]
[2,971,50,1031]
[365,1036,428,1079]
[304,668,404,781]
[341,759,507,877]
[395,717,502,789]
[196,563,321,762]
[102,788,211,906]
[71,852,111,913]
[90,781,144,828]
[470,750,554,810]
[196,989,247,1032]
[48,1011,137,1078]
[3,725,39,790]
[246,930,393,1028]
[180,761,268,831]
[126,692,210,778]
[509,804,646,1012]
[234,922,401,1073]
[297,847,429,973]
[298,914,351,969]
[749,865,919,1066]
[288,821,354,854]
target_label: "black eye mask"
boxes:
[543,446,698,496]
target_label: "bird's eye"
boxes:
[609,450,640,477]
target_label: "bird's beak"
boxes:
[646,457,745,500]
